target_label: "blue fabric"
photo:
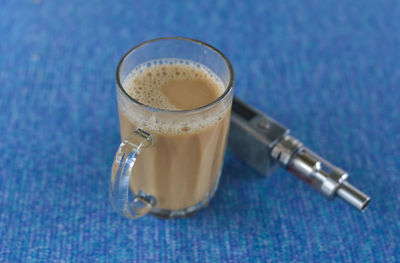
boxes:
[1,0,399,262]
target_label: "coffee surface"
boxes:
[124,60,224,111]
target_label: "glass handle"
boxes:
[110,128,156,219]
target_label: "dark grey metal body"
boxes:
[228,98,288,177]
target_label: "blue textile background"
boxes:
[1,0,399,262]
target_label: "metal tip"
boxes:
[336,181,370,212]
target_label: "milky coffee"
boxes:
[118,59,231,211]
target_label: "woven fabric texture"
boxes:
[1,0,399,262]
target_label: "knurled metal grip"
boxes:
[270,135,303,167]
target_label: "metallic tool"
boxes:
[228,97,370,211]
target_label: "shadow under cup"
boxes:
[111,37,234,219]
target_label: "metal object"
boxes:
[228,97,370,211]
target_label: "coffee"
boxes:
[117,59,231,211]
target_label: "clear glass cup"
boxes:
[110,37,234,219]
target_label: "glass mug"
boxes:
[110,37,234,219]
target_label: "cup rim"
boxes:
[115,37,234,113]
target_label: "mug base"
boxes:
[149,172,221,219]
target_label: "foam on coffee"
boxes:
[121,59,228,135]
